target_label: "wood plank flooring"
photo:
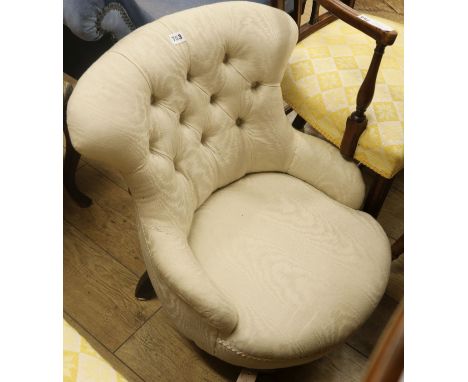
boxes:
[64,159,403,381]
[64,2,403,380]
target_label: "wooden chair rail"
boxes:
[315,0,397,45]
[299,12,337,41]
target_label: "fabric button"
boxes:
[210,94,217,103]
[186,72,191,81]
[251,81,260,90]
[235,118,244,127]
[150,94,157,104]
[223,53,229,63]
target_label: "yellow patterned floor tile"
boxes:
[64,320,127,382]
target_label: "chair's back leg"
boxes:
[292,114,307,130]
[391,234,404,260]
[363,172,394,218]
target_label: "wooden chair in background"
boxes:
[279,0,404,218]
[363,300,404,382]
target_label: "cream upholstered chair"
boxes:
[67,1,391,376]
[281,0,404,218]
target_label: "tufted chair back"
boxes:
[69,2,297,229]
[68,1,365,338]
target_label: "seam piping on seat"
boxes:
[216,339,316,363]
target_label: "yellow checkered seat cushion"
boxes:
[281,16,404,179]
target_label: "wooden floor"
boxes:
[63,154,403,382]
[63,2,403,381]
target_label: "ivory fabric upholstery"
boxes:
[281,17,404,179]
[67,2,391,369]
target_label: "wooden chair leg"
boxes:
[135,271,157,301]
[292,114,306,131]
[363,172,393,218]
[63,82,92,208]
[391,234,404,260]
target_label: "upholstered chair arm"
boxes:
[287,130,365,209]
[317,0,397,46]
[140,226,238,335]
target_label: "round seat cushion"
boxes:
[188,172,391,368]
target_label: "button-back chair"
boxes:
[67,2,391,378]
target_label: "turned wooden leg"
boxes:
[135,271,157,301]
[363,172,394,219]
[63,85,92,208]
[391,234,404,260]
[292,114,306,131]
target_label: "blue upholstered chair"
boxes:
[64,0,295,77]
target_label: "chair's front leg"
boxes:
[135,271,157,301]
[340,43,386,160]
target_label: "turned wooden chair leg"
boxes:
[135,271,157,301]
[292,114,307,131]
[391,234,404,260]
[63,84,92,208]
[363,172,394,218]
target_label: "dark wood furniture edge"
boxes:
[363,173,393,218]
[363,301,404,382]
[391,234,404,260]
[63,75,92,208]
